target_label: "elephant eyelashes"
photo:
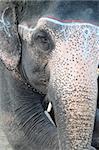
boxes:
[34,30,54,52]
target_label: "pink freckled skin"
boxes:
[38,18,99,149]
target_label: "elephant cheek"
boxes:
[48,63,97,150]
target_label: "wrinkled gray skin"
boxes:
[0,1,99,150]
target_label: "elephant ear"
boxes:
[0,6,21,70]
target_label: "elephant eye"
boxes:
[34,30,54,52]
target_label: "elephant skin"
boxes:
[0,1,99,150]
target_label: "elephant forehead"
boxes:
[39,17,99,59]
[39,17,99,36]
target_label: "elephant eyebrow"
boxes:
[42,16,99,27]
[0,7,11,37]
[40,16,99,42]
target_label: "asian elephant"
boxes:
[0,1,99,150]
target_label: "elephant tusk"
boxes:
[44,110,55,126]
[97,68,99,75]
[47,102,52,113]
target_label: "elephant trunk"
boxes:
[48,44,98,150]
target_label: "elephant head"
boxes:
[0,2,99,150]
[18,18,99,149]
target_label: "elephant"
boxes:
[0,1,99,150]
